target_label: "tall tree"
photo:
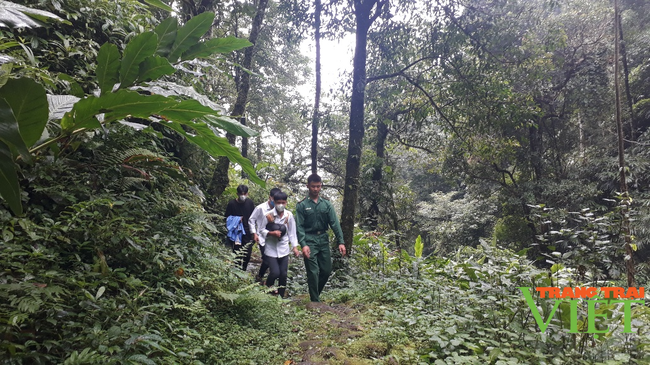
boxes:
[340,0,387,254]
[208,0,269,197]
[614,0,635,287]
[311,0,322,174]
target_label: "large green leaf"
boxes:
[138,55,175,82]
[0,77,48,146]
[119,32,157,89]
[0,0,70,29]
[414,235,423,258]
[158,99,221,122]
[132,81,225,113]
[168,12,214,62]
[154,17,177,57]
[0,98,30,162]
[0,140,21,215]
[163,120,264,187]
[181,36,252,61]
[69,90,177,131]
[158,100,256,137]
[141,0,172,12]
[96,43,120,95]
[203,115,257,137]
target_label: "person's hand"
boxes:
[269,230,282,238]
[293,247,301,257]
[338,244,346,256]
[253,233,259,243]
[302,245,310,259]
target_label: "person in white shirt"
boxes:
[259,191,300,297]
[248,188,282,281]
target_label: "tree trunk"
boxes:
[207,0,269,195]
[614,0,635,287]
[367,118,388,230]
[529,120,542,181]
[340,0,384,255]
[618,13,635,141]
[311,0,322,175]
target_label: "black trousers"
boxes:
[228,238,253,271]
[263,254,289,297]
[258,244,269,277]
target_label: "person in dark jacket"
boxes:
[225,184,256,271]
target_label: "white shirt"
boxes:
[260,208,298,258]
[248,200,274,235]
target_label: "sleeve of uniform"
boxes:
[327,202,345,245]
[295,201,306,247]
[248,206,261,234]
[287,212,299,249]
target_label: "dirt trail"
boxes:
[284,297,397,365]
[248,250,392,364]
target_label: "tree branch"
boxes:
[369,0,387,23]
[389,129,438,155]
[399,72,468,145]
[491,162,518,188]
[367,56,433,83]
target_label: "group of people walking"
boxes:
[224,174,346,302]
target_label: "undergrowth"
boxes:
[324,236,650,364]
[0,126,299,364]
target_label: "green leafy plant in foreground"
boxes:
[0,125,297,363]
[0,9,262,216]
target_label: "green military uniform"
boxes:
[295,196,344,302]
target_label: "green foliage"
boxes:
[119,31,158,89]
[0,8,262,215]
[527,203,630,283]
[492,215,534,251]
[0,140,21,214]
[329,242,650,363]
[96,43,120,95]
[167,12,214,62]
[0,0,70,28]
[416,190,498,255]
[0,125,296,363]
[414,235,423,259]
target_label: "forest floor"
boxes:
[287,297,389,365]
[247,251,395,364]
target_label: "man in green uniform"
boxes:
[295,174,346,302]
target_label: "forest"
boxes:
[1,0,650,363]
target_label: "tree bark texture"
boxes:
[367,118,387,230]
[207,0,269,195]
[311,0,322,175]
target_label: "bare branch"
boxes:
[369,0,387,23]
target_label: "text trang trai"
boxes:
[519,286,645,336]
